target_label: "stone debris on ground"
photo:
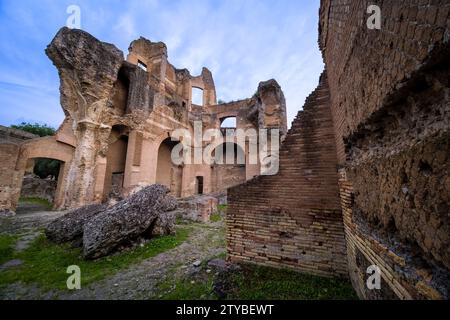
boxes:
[43,184,178,259]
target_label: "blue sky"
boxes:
[0,0,323,129]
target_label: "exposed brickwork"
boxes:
[0,144,21,213]
[228,0,450,300]
[227,73,348,277]
[320,0,450,299]
[0,125,38,144]
[320,0,450,164]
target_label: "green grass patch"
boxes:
[157,259,357,300]
[19,197,52,210]
[217,204,228,213]
[0,234,17,264]
[210,213,222,223]
[157,273,216,300]
[224,264,358,300]
[0,227,191,291]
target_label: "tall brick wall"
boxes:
[320,0,450,299]
[227,0,449,299]
[320,0,450,164]
[0,144,21,214]
[0,125,38,144]
[227,73,348,277]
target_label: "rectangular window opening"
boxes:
[196,176,204,195]
[137,60,148,72]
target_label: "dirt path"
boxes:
[0,211,226,300]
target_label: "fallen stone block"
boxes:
[45,204,106,244]
[177,195,219,222]
[82,184,175,259]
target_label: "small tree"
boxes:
[11,122,56,137]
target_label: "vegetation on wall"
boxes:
[11,122,56,137]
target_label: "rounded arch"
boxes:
[216,110,239,119]
[154,132,175,148]
[220,116,237,130]
[155,137,182,197]
[102,125,130,201]
[206,138,246,160]
[211,142,247,192]
[15,136,75,210]
[212,142,245,166]
[17,136,74,171]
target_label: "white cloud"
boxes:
[0,0,323,128]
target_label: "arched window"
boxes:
[192,87,204,106]
[220,117,237,129]
[213,142,245,166]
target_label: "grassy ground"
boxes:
[0,234,17,265]
[1,203,357,300]
[210,204,227,223]
[0,227,191,291]
[158,262,357,300]
[224,264,358,300]
[19,197,52,210]
[217,204,227,215]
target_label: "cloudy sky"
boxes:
[0,0,323,129]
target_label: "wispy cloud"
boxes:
[0,0,323,128]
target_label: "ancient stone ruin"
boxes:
[0,0,448,300]
[0,27,287,215]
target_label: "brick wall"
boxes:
[320,0,450,164]
[227,0,450,299]
[227,73,348,277]
[0,125,38,144]
[320,0,450,299]
[0,144,21,213]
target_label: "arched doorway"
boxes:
[211,142,246,192]
[17,157,64,214]
[156,137,182,197]
[13,136,74,211]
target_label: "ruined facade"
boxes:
[0,27,287,214]
[0,0,448,300]
[228,0,450,299]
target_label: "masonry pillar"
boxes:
[123,130,143,193]
[63,121,101,209]
[0,144,21,215]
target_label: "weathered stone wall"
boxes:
[319,0,450,163]
[227,74,348,277]
[320,0,450,299]
[0,144,21,215]
[0,126,38,214]
[20,174,57,203]
[226,0,449,299]
[0,125,38,144]
[0,27,288,214]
